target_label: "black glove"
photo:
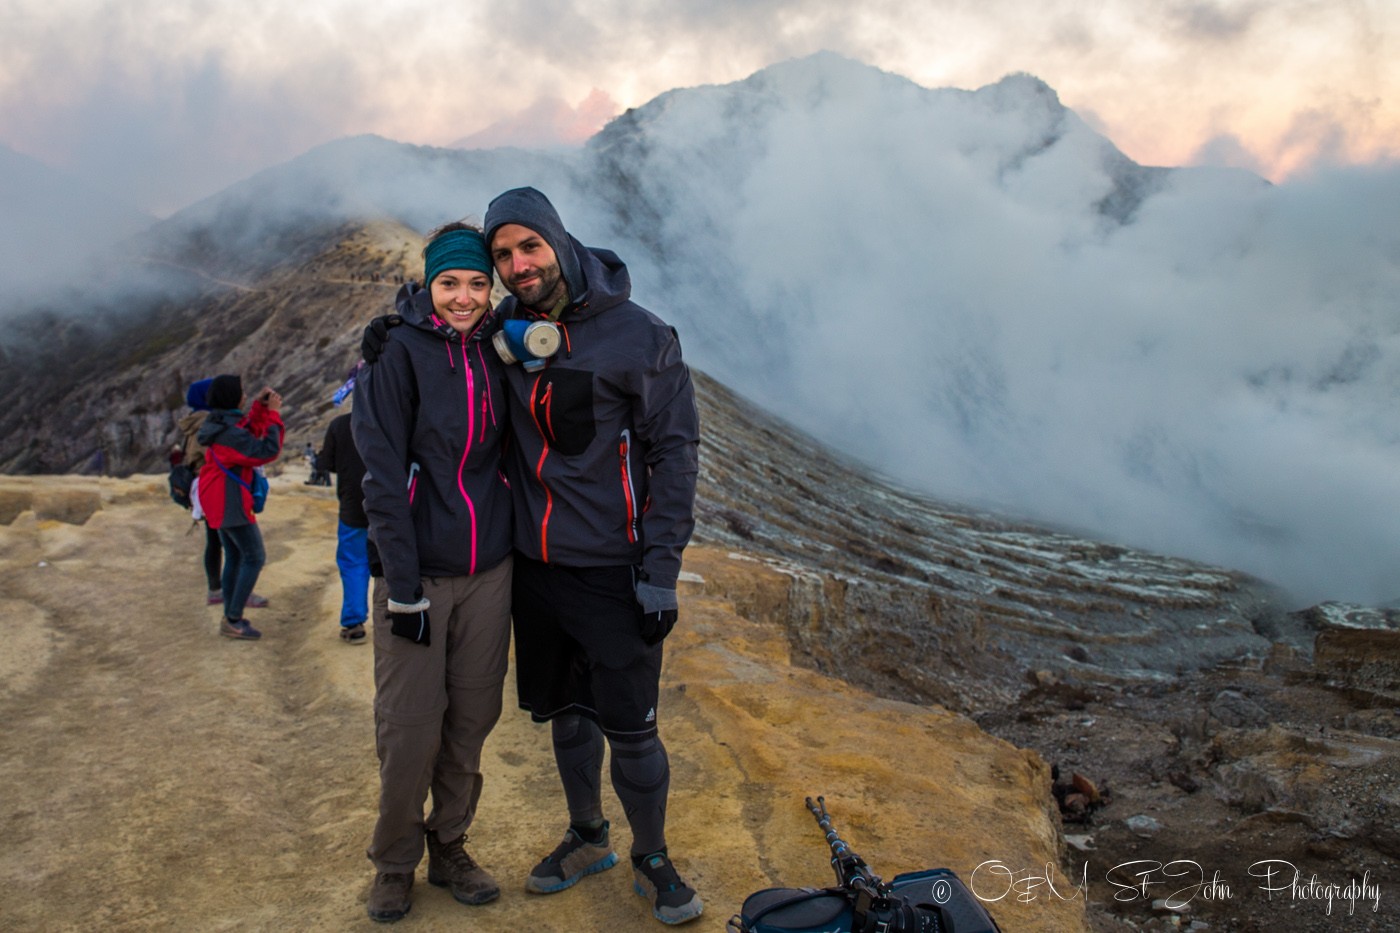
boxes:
[639,608,678,647]
[387,595,430,646]
[635,580,678,646]
[360,313,403,364]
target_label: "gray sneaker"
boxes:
[366,871,413,923]
[633,850,703,925]
[426,833,499,905]
[525,821,619,894]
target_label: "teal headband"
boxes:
[423,228,492,287]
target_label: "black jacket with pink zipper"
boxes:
[352,283,513,605]
[485,187,700,590]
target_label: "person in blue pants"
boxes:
[318,381,371,644]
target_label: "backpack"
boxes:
[210,453,269,514]
[729,869,999,933]
[729,798,1002,933]
[168,462,195,509]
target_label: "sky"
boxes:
[2,0,1398,215]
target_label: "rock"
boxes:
[1206,689,1269,729]
[1314,626,1400,692]
[1125,814,1163,837]
[1064,833,1095,852]
[1153,896,1191,914]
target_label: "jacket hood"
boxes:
[484,187,584,300]
[195,408,242,446]
[566,237,631,319]
[483,187,634,320]
[185,378,213,411]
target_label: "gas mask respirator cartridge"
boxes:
[492,319,562,372]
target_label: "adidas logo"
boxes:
[645,707,656,723]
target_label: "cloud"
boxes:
[579,56,1400,605]
[3,0,1398,214]
[451,89,620,150]
[1168,1,1263,41]
[1190,133,1266,172]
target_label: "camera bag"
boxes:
[729,869,999,933]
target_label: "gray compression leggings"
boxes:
[551,713,670,856]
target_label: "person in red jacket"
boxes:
[195,374,285,640]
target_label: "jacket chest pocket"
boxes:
[531,368,596,456]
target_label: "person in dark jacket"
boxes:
[195,374,284,640]
[485,187,702,925]
[318,385,370,644]
[352,222,514,923]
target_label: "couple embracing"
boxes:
[352,187,702,926]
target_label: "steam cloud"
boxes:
[575,60,1400,607]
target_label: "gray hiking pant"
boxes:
[367,556,513,873]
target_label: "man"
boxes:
[318,366,371,644]
[487,187,702,925]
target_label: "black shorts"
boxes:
[512,555,662,740]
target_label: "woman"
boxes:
[195,374,284,640]
[352,222,513,923]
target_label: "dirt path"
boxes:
[0,476,1084,932]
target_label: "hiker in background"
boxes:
[352,222,514,923]
[196,374,284,641]
[304,440,332,486]
[318,363,370,645]
[177,378,268,611]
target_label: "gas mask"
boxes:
[492,318,562,372]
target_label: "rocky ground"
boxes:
[979,658,1398,932]
[687,372,1400,931]
[0,475,1084,933]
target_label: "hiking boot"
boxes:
[206,589,223,605]
[366,871,413,923]
[340,623,367,645]
[633,850,703,925]
[246,593,270,609]
[426,833,499,905]
[525,821,619,894]
[219,617,262,640]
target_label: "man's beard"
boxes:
[509,263,566,312]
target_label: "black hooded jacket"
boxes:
[484,187,700,589]
[352,284,512,605]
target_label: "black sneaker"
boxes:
[340,623,367,644]
[525,821,619,893]
[632,850,703,925]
